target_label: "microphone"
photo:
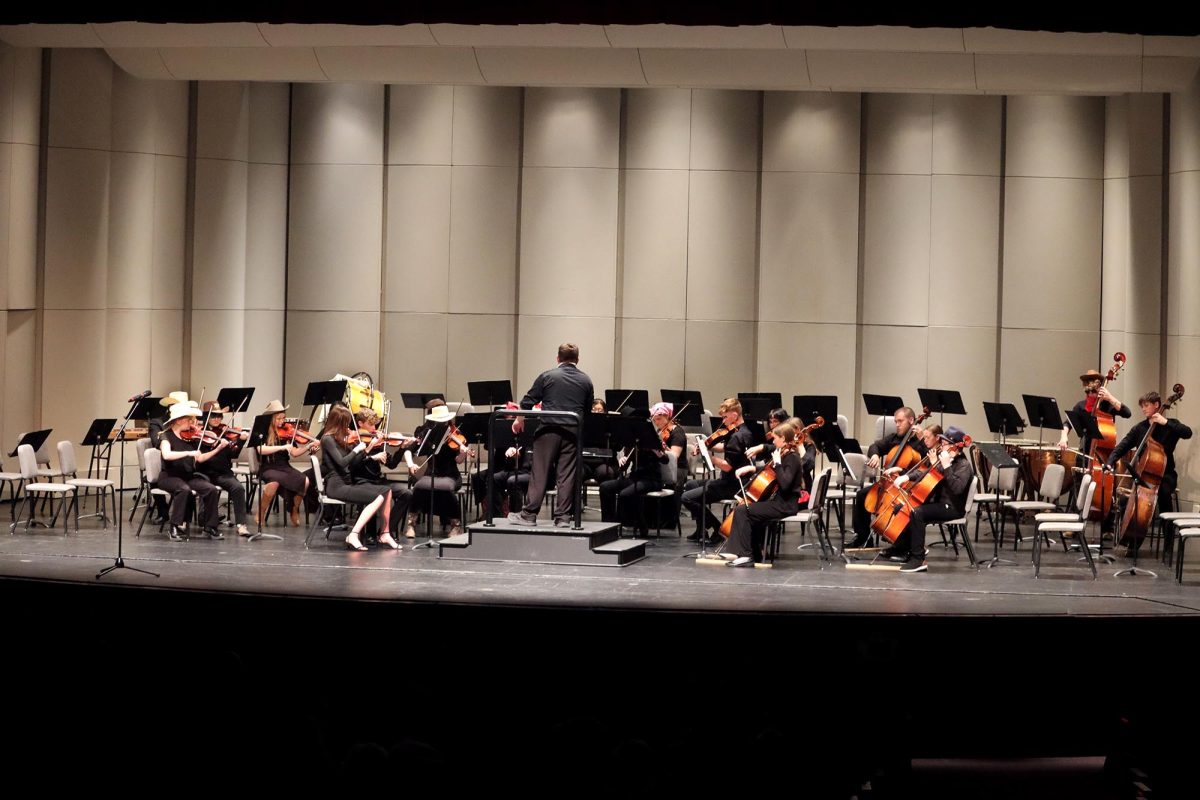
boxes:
[128,389,151,403]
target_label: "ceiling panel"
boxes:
[106,47,175,80]
[0,23,104,47]
[159,47,328,81]
[964,28,1141,56]
[93,22,267,48]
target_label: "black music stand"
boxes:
[660,390,704,426]
[976,442,1019,569]
[467,380,513,409]
[305,380,347,412]
[217,387,255,416]
[917,388,966,428]
[607,416,660,539]
[793,395,838,428]
[740,396,774,427]
[1022,394,1063,445]
[82,418,117,481]
[683,433,722,561]
[243,414,286,540]
[1065,408,1118,564]
[96,396,160,580]
[411,421,451,550]
[983,402,1025,441]
[8,429,51,460]
[808,421,857,560]
[863,393,906,417]
[739,391,783,410]
[605,388,649,417]
[457,412,491,513]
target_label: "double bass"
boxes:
[1116,384,1185,549]
[718,418,821,539]
[870,434,972,543]
[861,407,932,514]
[1087,352,1127,520]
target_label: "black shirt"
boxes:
[520,362,594,429]
[772,450,805,505]
[868,430,928,464]
[160,429,199,480]
[198,428,244,478]
[629,424,688,481]
[906,453,973,516]
[717,422,755,483]
[1107,418,1193,482]
[412,423,462,479]
[351,439,407,484]
[1066,398,1131,454]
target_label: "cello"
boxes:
[1116,384,1185,549]
[718,418,821,538]
[1086,352,1127,520]
[871,434,972,543]
[861,407,933,514]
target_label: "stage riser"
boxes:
[439,522,646,567]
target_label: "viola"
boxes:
[861,406,933,514]
[1117,383,1184,547]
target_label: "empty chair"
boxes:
[825,451,868,540]
[1034,476,1100,579]
[0,458,24,520]
[999,464,1064,550]
[11,444,78,534]
[57,440,117,529]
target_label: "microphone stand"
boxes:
[97,394,160,579]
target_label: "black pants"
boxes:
[726,496,796,560]
[412,475,461,523]
[472,469,528,514]
[522,429,578,521]
[205,471,247,525]
[850,488,875,545]
[599,475,661,529]
[157,474,221,528]
[681,477,739,534]
[893,502,960,557]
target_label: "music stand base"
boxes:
[981,556,1017,568]
[247,531,283,542]
[1114,566,1157,578]
[96,558,160,579]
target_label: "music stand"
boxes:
[917,388,966,428]
[607,415,660,538]
[217,387,255,416]
[605,389,649,417]
[82,418,117,480]
[684,434,721,561]
[863,394,906,417]
[976,442,1019,568]
[660,390,704,427]
[982,402,1025,441]
[739,392,783,410]
[401,392,446,408]
[457,412,492,512]
[411,421,451,550]
[740,396,774,427]
[7,429,51,460]
[808,420,857,560]
[96,396,160,580]
[1022,394,1063,446]
[467,380,513,409]
[304,380,347,411]
[793,395,838,428]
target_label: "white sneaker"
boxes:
[727,556,754,567]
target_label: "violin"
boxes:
[276,422,318,447]
[703,423,735,450]
[348,430,415,448]
[209,422,250,443]
[446,423,469,451]
[180,426,223,447]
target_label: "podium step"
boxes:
[438,520,646,567]
[436,533,470,549]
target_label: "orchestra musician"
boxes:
[1058,369,1131,454]
[147,391,197,522]
[582,397,618,484]
[747,408,816,490]
[157,402,228,541]
[681,398,754,544]
[722,421,807,567]
[255,399,319,528]
[843,407,927,550]
[598,402,686,536]
[318,405,398,551]
[405,399,471,537]
[471,439,532,520]
[350,409,418,542]
[196,401,251,537]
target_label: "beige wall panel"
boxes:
[381,313,449,395]
[0,144,10,309]
[245,163,288,310]
[3,310,35,448]
[762,91,860,175]
[1105,94,1164,180]
[451,86,521,168]
[196,82,249,162]
[106,151,154,309]
[999,328,1097,428]
[44,147,108,310]
[862,174,931,327]
[929,175,1001,328]
[284,311,380,409]
[1168,170,1200,336]
[1005,95,1104,179]
[755,321,857,430]
[683,320,754,409]
[625,89,691,171]
[287,164,383,311]
[6,143,38,308]
[8,47,41,147]
[1166,335,1200,503]
[925,325,998,442]
[248,83,290,165]
[41,310,106,436]
[152,155,187,310]
[865,94,933,176]
[1102,175,1162,335]
[0,48,15,144]
[1170,79,1200,175]
[518,166,617,318]
[860,324,929,436]
[291,83,383,166]
[110,71,188,157]
[0,310,5,440]
[242,310,285,406]
[192,157,248,310]
[689,90,760,173]
[618,318,686,392]
[686,170,758,322]
[385,165,451,312]
[523,88,619,169]
[104,309,152,412]
[516,315,615,397]
[1002,177,1102,331]
[149,310,183,396]
[1099,330,1162,443]
[446,313,517,403]
[387,84,452,166]
[190,309,246,398]
[448,165,519,315]
[758,171,859,324]
[621,168,688,320]
[48,49,112,151]
[932,95,1002,177]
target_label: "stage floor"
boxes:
[4,504,1200,617]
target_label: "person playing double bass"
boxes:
[880,426,974,573]
[1104,390,1193,554]
[722,421,806,567]
[1058,368,1131,453]
[843,406,927,550]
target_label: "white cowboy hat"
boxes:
[168,402,200,423]
[160,391,199,408]
[425,405,456,424]
[262,399,289,414]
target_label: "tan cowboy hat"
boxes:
[201,401,230,415]
[262,399,289,414]
[160,391,199,408]
[1079,369,1103,384]
[425,405,456,424]
[167,402,200,423]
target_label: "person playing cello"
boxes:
[843,406,927,550]
[722,421,806,567]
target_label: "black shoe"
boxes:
[705,533,723,546]
[899,557,928,573]
[844,538,868,550]
[168,526,188,541]
[204,527,224,540]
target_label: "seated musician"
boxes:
[723,421,807,567]
[471,442,532,520]
[880,426,973,573]
[405,399,471,538]
[1104,390,1193,554]
[844,407,926,550]
[350,409,417,541]
[146,391,196,523]
[681,398,754,544]
[196,401,251,537]
[582,397,617,484]
[256,400,319,527]
[318,405,397,551]
[598,402,686,536]
[157,402,228,541]
[747,408,816,490]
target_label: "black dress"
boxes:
[320,435,390,505]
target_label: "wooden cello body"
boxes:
[861,407,932,514]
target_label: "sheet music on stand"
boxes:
[694,436,716,474]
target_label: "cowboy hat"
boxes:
[262,399,289,414]
[425,405,456,424]
[160,391,199,408]
[201,401,230,414]
[167,402,200,423]
[1079,369,1103,384]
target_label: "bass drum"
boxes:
[338,372,390,426]
[1017,446,1076,498]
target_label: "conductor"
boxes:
[508,343,594,528]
